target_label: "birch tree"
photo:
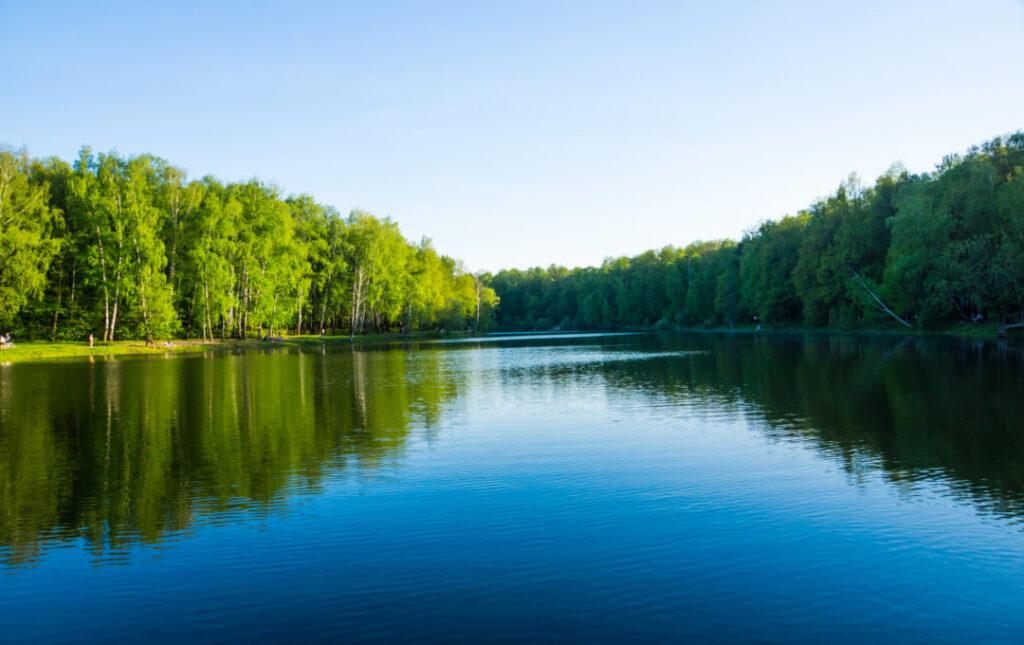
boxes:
[0,149,60,326]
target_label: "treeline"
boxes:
[492,132,1024,331]
[0,147,497,341]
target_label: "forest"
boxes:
[2,132,1023,342]
[492,132,1024,333]
[0,147,498,342]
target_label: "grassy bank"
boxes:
[0,340,222,363]
[0,331,475,364]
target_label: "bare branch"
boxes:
[852,272,913,329]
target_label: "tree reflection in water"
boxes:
[1,334,1022,567]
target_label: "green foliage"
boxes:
[4,132,1023,338]
[5,148,496,340]
[0,149,61,327]
[493,132,1024,331]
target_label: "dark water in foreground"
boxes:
[2,332,1024,642]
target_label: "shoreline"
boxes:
[0,323,1012,365]
[0,332,473,364]
[497,322,1006,341]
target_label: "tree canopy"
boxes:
[3,132,1022,339]
[492,132,1024,331]
[1,147,497,341]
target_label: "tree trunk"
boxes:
[103,290,110,341]
[474,277,482,332]
[69,264,77,324]
[269,293,279,338]
[350,267,364,341]
[319,288,330,336]
[50,266,62,341]
[203,279,212,342]
[110,290,119,341]
[96,225,110,341]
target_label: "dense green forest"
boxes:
[492,132,1024,332]
[3,132,1023,341]
[0,147,498,341]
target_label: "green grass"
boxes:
[0,340,221,363]
[0,330,475,364]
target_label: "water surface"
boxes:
[2,333,1024,641]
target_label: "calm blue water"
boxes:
[1,332,1023,642]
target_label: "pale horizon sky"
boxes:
[3,1,1023,273]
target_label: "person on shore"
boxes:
[88,333,94,348]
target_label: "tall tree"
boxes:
[0,149,60,328]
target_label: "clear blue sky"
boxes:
[3,1,1023,272]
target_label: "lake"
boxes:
[2,332,1024,642]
